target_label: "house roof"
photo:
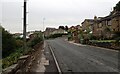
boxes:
[85,19,94,21]
[45,27,56,31]
[100,11,120,21]
[81,19,94,24]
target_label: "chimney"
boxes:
[94,16,97,20]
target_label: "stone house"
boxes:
[93,16,106,39]
[44,27,56,37]
[93,16,113,39]
[74,25,82,43]
[68,26,75,36]
[68,25,82,43]
[51,29,67,35]
[44,27,67,37]
[81,19,95,40]
[93,11,120,39]
[81,19,94,32]
[111,11,120,32]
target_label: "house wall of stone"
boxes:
[112,17,118,31]
[82,20,89,30]
[111,16,120,32]
[93,21,99,37]
[93,19,112,39]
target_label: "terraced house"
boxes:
[81,18,95,40]
[81,19,94,32]
[93,9,120,39]
[68,25,82,43]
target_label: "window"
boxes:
[108,21,111,26]
[117,25,119,27]
[113,29,115,31]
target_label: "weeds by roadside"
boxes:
[2,27,43,69]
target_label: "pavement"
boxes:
[45,38,119,72]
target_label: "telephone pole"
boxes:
[43,18,45,40]
[23,0,27,49]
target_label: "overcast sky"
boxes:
[1,0,119,33]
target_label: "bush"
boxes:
[68,35,72,41]
[2,27,17,58]
[28,32,43,48]
[15,39,24,48]
[2,52,21,69]
[47,33,67,39]
[2,47,32,69]
[29,37,43,47]
[2,28,43,69]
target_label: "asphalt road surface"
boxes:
[45,38,118,72]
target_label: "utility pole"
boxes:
[43,18,45,49]
[43,18,45,40]
[23,0,27,49]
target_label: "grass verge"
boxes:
[2,47,32,69]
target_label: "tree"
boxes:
[28,31,43,48]
[114,1,120,11]
[65,26,68,31]
[59,26,65,30]
[78,29,84,43]
[1,27,16,58]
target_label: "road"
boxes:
[45,38,118,72]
